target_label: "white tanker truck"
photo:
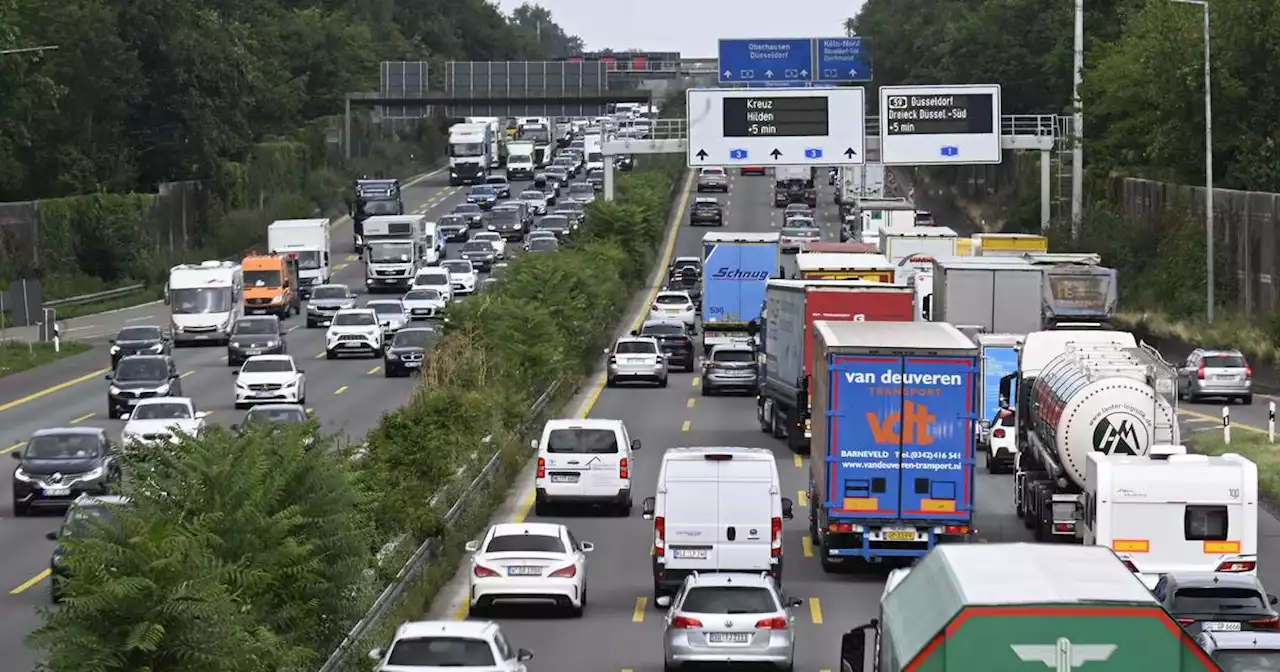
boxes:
[1004,330,1180,542]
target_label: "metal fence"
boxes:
[317,378,564,672]
[1118,177,1280,316]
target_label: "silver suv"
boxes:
[701,344,759,396]
[660,571,801,670]
[1177,348,1252,404]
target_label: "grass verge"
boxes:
[1188,431,1280,501]
[1117,309,1280,365]
[0,340,92,379]
[53,287,165,320]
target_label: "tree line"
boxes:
[0,0,584,202]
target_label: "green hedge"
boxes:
[28,156,687,670]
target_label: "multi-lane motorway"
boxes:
[0,165,503,668]
[427,169,1280,672]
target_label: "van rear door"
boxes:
[663,459,719,571]
[715,457,775,571]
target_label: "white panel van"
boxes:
[532,418,639,516]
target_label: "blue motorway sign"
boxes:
[719,37,872,84]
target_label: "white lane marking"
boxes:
[124,316,152,323]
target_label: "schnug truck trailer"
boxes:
[840,543,1221,672]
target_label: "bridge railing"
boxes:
[640,115,1069,142]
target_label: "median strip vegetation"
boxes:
[0,341,92,380]
[28,154,687,669]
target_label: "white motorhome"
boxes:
[362,215,427,293]
[1084,448,1258,588]
[447,122,493,186]
[266,218,330,298]
[165,260,243,345]
[641,446,795,601]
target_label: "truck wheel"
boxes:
[819,552,840,574]
[770,409,786,440]
[757,400,771,433]
[787,428,807,455]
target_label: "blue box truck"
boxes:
[700,232,780,352]
[807,320,979,571]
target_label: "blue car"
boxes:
[466,185,499,210]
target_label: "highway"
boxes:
[428,169,1280,672]
[0,165,527,668]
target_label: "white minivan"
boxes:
[642,447,794,601]
[532,418,640,517]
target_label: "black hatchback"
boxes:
[109,325,170,367]
[1156,572,1280,634]
[12,428,121,515]
[226,315,287,366]
[105,355,181,419]
[636,321,695,372]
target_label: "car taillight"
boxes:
[548,565,576,578]
[756,617,788,629]
[473,565,499,578]
[1121,560,1139,572]
[654,516,665,557]
[536,457,546,479]
[992,428,1005,439]
[651,303,659,311]
[1250,618,1280,629]
[1246,366,1253,378]
[670,616,702,629]
[1197,364,1206,380]
[619,458,629,479]
[770,516,782,557]
[1217,560,1257,572]
[1177,617,1196,626]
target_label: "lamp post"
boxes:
[0,46,58,56]
[1172,0,1214,322]
[1071,0,1084,238]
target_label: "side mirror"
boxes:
[108,338,116,344]
[631,438,641,451]
[789,597,805,608]
[840,621,878,672]
[529,439,538,450]
[464,540,480,552]
[367,648,383,661]
[1270,594,1278,606]
[641,497,656,520]
[195,411,209,419]
[104,374,112,381]
[629,329,638,336]
[231,370,239,376]
[120,414,131,421]
[230,424,240,432]
[516,649,534,662]
[781,497,795,520]
[602,348,610,355]
[11,452,22,460]
[579,541,595,553]
[747,319,759,336]
[45,531,57,541]
[655,595,672,608]
[297,369,304,374]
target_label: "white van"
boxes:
[411,267,453,301]
[421,219,443,265]
[532,418,639,516]
[642,447,794,600]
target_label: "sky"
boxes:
[493,0,863,56]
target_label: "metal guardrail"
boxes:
[44,283,147,308]
[638,115,1071,142]
[316,378,564,672]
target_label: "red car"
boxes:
[739,166,767,176]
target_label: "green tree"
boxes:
[509,3,585,58]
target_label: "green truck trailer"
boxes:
[841,543,1221,672]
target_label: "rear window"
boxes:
[655,294,688,305]
[681,586,777,614]
[714,350,755,363]
[546,428,619,454]
[485,534,565,553]
[615,341,657,355]
[387,637,494,667]
[1215,651,1280,671]
[1204,355,1247,368]
[643,323,684,336]
[1185,504,1229,541]
[1172,587,1268,613]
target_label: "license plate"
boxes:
[883,528,917,541]
[44,486,70,496]
[673,548,709,560]
[381,279,396,284]
[252,391,273,397]
[708,632,750,644]
[340,342,363,348]
[506,566,541,576]
[1214,375,1236,381]
[550,474,578,483]
[1203,621,1242,632]
[405,361,421,368]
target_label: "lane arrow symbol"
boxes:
[695,149,709,161]
[723,70,732,78]
[765,70,774,78]
[800,69,808,77]
[844,148,857,158]
[769,149,782,159]
[848,68,858,77]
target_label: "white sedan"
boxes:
[519,190,549,215]
[120,397,207,446]
[648,290,697,329]
[234,354,305,408]
[465,522,594,617]
[471,231,507,258]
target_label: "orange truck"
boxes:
[241,252,301,317]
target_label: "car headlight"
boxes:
[487,225,496,231]
[13,468,32,482]
[283,379,298,388]
[109,385,122,395]
[149,343,164,352]
[155,384,170,394]
[110,345,120,354]
[266,340,279,348]
[81,466,104,481]
[236,381,250,389]
[230,341,241,348]
[386,352,398,360]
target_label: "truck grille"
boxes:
[376,269,404,277]
[246,298,273,307]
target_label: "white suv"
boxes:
[234,354,305,408]
[369,620,533,671]
[605,336,668,387]
[324,308,382,359]
[531,418,640,517]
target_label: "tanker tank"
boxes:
[1016,339,1179,541]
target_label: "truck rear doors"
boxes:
[663,457,775,573]
[825,354,974,522]
[702,241,774,323]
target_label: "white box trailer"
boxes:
[880,226,958,262]
[929,257,1044,334]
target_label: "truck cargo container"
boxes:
[267,218,331,299]
[1023,253,1120,325]
[801,241,879,254]
[972,232,1048,255]
[793,253,897,282]
[844,198,915,243]
[929,257,1043,334]
[880,226,958,263]
[839,543,1220,672]
[808,321,978,570]
[755,280,916,455]
[700,232,779,351]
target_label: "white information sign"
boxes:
[878,84,1002,165]
[685,87,866,168]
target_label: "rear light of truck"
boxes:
[1217,560,1257,572]
[653,516,665,557]
[770,516,782,557]
[1177,617,1196,626]
[536,457,546,479]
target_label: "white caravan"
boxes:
[266,218,330,298]
[165,260,243,345]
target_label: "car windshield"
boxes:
[546,428,619,454]
[132,402,192,420]
[655,294,688,305]
[25,433,102,459]
[404,289,442,301]
[454,204,480,214]
[439,215,466,227]
[487,209,518,223]
[63,503,119,538]
[1215,651,1280,671]
[681,586,777,614]
[485,533,565,553]
[484,177,507,186]
[415,273,449,286]
[463,242,493,253]
[714,350,755,363]
[370,303,402,315]
[311,286,349,300]
[520,191,543,200]
[117,326,161,341]
[642,323,684,336]
[367,241,413,263]
[361,199,400,215]
[394,329,437,347]
[539,217,568,229]
[242,358,294,373]
[570,184,593,194]
[529,239,557,251]
[233,319,276,335]
[386,637,495,667]
[1173,587,1269,613]
[782,227,819,237]
[1205,355,1247,368]
[614,341,657,355]
[246,407,306,425]
[469,186,496,196]
[443,261,472,274]
[334,312,375,326]
[115,358,168,381]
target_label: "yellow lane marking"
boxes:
[333,386,348,395]
[632,597,647,623]
[809,597,824,624]
[346,254,357,262]
[180,371,194,378]
[793,454,803,468]
[686,398,695,408]
[681,420,691,432]
[1179,407,1265,434]
[333,263,348,272]
[691,376,700,387]
[802,536,814,558]
[797,490,808,507]
[2,442,25,455]
[367,366,381,375]
[314,352,325,359]
[10,569,50,594]
[70,413,94,424]
[0,368,111,414]
[287,324,299,332]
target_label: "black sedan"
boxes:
[12,427,121,515]
[460,240,498,270]
[437,214,470,243]
[636,321,695,372]
[109,325,170,367]
[384,326,439,377]
[105,355,182,419]
[451,202,485,228]
[226,315,287,367]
